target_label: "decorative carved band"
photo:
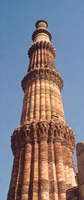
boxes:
[28,41,56,58]
[11,121,75,154]
[22,68,63,91]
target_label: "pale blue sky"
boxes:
[0,0,84,199]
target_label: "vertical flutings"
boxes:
[7,150,20,200]
[40,78,46,120]
[21,143,32,200]
[31,51,35,70]
[32,141,39,200]
[39,139,49,200]
[14,148,24,200]
[48,135,58,200]
[26,82,31,121]
[34,49,37,69]
[45,79,51,120]
[29,80,35,121]
[35,78,40,120]
[54,140,66,200]
[38,45,40,69]
[50,80,56,117]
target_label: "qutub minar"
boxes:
[7,20,84,200]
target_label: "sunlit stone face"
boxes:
[34,32,50,42]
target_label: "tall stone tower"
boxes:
[7,20,77,200]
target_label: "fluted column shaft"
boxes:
[29,80,35,121]
[40,78,46,120]
[35,78,40,120]
[38,47,40,69]
[34,49,37,69]
[50,81,56,117]
[39,139,49,200]
[21,143,32,200]
[48,138,58,200]
[45,79,51,120]
[7,150,20,200]
[32,140,38,200]
[54,140,66,200]
[31,51,34,70]
[14,148,24,200]
[25,83,31,121]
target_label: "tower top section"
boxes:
[32,19,52,42]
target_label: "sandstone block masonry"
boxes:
[7,20,77,200]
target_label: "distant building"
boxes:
[7,20,84,200]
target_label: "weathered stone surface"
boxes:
[7,20,77,200]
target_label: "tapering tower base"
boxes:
[7,120,77,200]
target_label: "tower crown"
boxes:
[32,19,52,42]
